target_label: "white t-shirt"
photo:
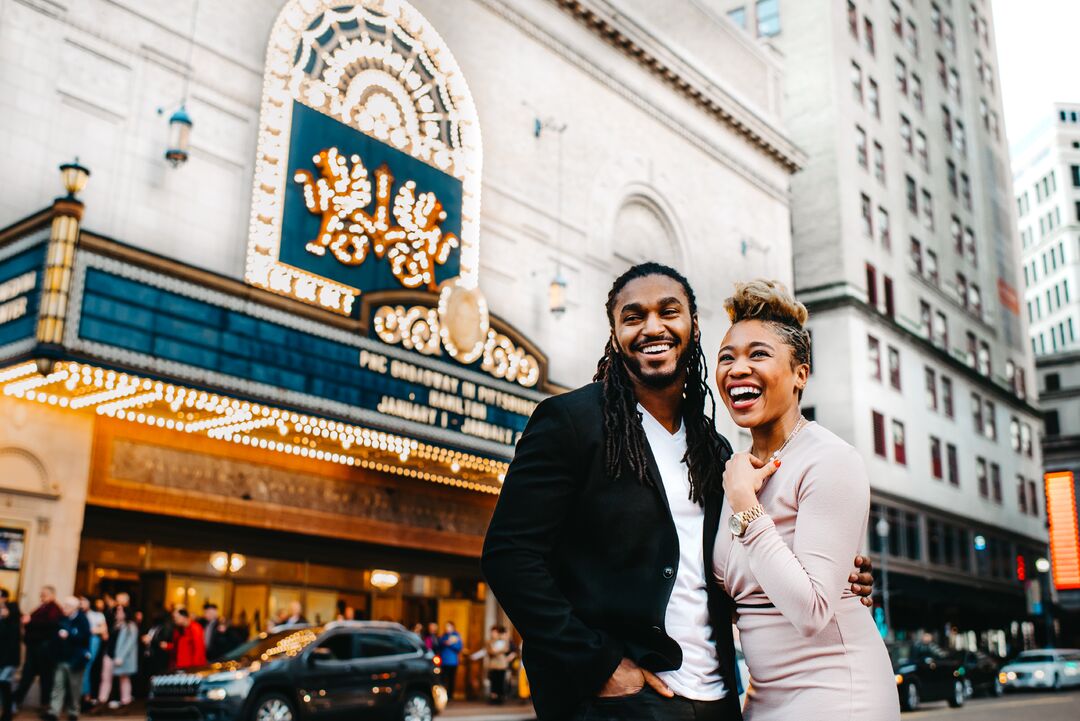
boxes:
[639,405,727,701]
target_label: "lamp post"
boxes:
[37,159,90,346]
[876,517,891,636]
[1035,557,1055,648]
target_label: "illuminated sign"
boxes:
[1045,471,1080,590]
[246,1,482,316]
[75,266,538,454]
[0,244,45,349]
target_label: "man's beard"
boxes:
[621,340,695,389]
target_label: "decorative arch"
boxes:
[0,447,57,498]
[245,0,483,315]
[608,185,687,270]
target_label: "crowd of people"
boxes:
[0,586,249,721]
[410,621,519,705]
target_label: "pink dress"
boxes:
[713,422,900,720]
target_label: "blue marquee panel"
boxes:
[76,268,528,445]
[0,243,46,350]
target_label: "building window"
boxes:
[912,73,923,111]
[926,249,939,284]
[960,173,972,210]
[873,143,886,185]
[1027,480,1038,517]
[884,275,895,318]
[949,68,961,103]
[1009,416,1021,452]
[965,227,977,266]
[977,457,988,497]
[991,463,1002,504]
[1072,164,1080,187]
[942,376,954,418]
[951,216,962,254]
[866,263,878,306]
[847,1,858,37]
[892,420,906,464]
[956,272,967,308]
[978,340,991,376]
[900,114,913,153]
[972,391,983,433]
[905,18,918,57]
[864,17,876,55]
[937,52,947,87]
[895,56,908,95]
[856,125,868,167]
[946,443,959,485]
[868,335,882,380]
[947,159,958,196]
[933,310,948,348]
[942,105,953,141]
[873,411,887,456]
[906,175,917,213]
[861,193,873,236]
[1017,475,1028,514]
[877,206,890,246]
[1020,422,1032,457]
[916,130,928,170]
[890,2,902,36]
[756,0,780,37]
[922,189,934,230]
[920,300,932,339]
[888,346,901,389]
[955,119,966,155]
[1046,410,1060,437]
[852,61,864,103]
[943,18,955,51]
[910,237,923,274]
[930,436,943,479]
[727,6,747,29]
[925,366,938,410]
[868,78,880,118]
[983,399,996,440]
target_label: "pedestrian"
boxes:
[96,604,136,710]
[422,622,440,654]
[13,585,63,710]
[138,609,173,694]
[79,598,106,711]
[0,590,21,721]
[167,609,206,670]
[470,626,514,704]
[438,622,462,701]
[44,597,90,721]
[197,605,238,662]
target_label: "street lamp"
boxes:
[548,266,567,318]
[165,105,194,168]
[876,517,891,636]
[58,159,90,200]
[209,551,246,574]
[1035,557,1055,647]
[370,569,400,592]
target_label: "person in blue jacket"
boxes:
[45,597,91,721]
[438,622,463,702]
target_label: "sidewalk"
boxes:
[16,700,535,721]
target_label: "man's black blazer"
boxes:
[481,382,741,720]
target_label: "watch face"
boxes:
[729,514,744,535]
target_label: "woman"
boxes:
[97,603,137,709]
[713,280,898,720]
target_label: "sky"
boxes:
[991,0,1080,149]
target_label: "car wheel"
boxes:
[947,680,965,708]
[963,679,973,698]
[900,682,920,711]
[252,693,295,721]
[401,691,434,721]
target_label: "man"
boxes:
[482,263,874,720]
[44,597,90,721]
[14,585,63,710]
[197,605,238,662]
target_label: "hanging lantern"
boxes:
[165,105,193,167]
[548,268,567,317]
[58,159,90,199]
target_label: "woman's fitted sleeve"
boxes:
[737,445,870,637]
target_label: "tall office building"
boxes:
[718,0,1047,647]
[1015,104,1080,616]
[1014,103,1080,357]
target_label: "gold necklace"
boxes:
[756,415,808,463]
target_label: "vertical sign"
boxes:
[1045,471,1080,590]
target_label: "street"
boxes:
[903,689,1080,720]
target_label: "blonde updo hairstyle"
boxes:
[723,279,812,386]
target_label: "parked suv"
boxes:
[147,621,445,721]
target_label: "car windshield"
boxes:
[1015,654,1055,664]
[218,627,323,664]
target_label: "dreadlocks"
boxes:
[593,262,727,505]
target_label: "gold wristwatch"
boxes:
[729,504,767,537]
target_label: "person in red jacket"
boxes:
[165,609,206,670]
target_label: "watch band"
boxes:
[734,504,767,536]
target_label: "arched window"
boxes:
[611,196,682,268]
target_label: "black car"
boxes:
[956,649,1004,698]
[147,621,445,721]
[889,641,966,711]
